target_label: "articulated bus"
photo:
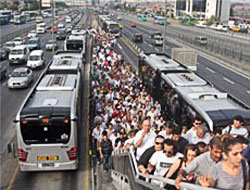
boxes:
[13,14,26,24]
[138,53,250,131]
[103,20,120,37]
[15,51,82,171]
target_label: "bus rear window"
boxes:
[66,41,83,51]
[20,119,70,144]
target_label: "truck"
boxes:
[171,48,198,71]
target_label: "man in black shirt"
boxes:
[172,127,188,154]
[138,135,165,176]
[99,132,113,171]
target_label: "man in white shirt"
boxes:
[185,124,212,145]
[147,139,183,184]
[222,115,248,138]
[134,119,157,160]
[183,116,202,141]
[158,122,174,139]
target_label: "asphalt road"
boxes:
[122,14,250,68]
[117,17,250,107]
[2,9,92,190]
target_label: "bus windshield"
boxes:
[21,118,71,144]
[109,24,119,29]
[66,40,83,51]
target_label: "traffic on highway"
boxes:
[0,3,250,190]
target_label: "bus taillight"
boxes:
[18,148,28,162]
[67,147,77,160]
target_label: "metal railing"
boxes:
[112,147,217,190]
[0,24,36,45]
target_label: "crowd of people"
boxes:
[89,26,250,190]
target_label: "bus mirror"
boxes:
[72,117,78,122]
[13,119,19,123]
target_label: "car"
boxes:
[119,23,123,29]
[195,36,207,45]
[3,41,15,52]
[27,30,38,38]
[153,20,158,24]
[209,23,218,30]
[57,23,65,28]
[13,37,25,46]
[117,16,122,21]
[232,26,240,32]
[26,37,40,51]
[0,48,8,60]
[56,30,66,40]
[66,26,72,34]
[46,25,52,30]
[0,65,7,80]
[8,67,33,89]
[45,40,58,51]
[215,24,228,32]
[50,27,58,34]
[130,22,136,27]
[239,27,248,33]
[132,34,143,43]
[27,50,44,69]
[9,45,30,65]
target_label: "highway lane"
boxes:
[123,15,250,66]
[0,30,61,153]
[7,9,92,190]
[0,21,37,37]
[119,17,250,107]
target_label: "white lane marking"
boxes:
[246,91,250,94]
[205,67,216,74]
[2,81,7,86]
[223,77,235,85]
[117,43,123,50]
[154,47,158,51]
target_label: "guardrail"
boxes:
[112,147,218,190]
[0,24,36,46]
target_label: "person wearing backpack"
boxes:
[223,115,248,138]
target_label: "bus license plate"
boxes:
[37,156,59,161]
[42,163,55,167]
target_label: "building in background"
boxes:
[205,0,231,22]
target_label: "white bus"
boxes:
[103,20,120,37]
[64,33,86,55]
[15,51,82,171]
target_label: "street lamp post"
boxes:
[162,0,167,53]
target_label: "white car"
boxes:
[13,37,25,46]
[8,67,33,89]
[27,50,44,69]
[27,30,38,38]
[195,21,207,28]
[58,23,65,28]
[9,45,30,65]
[216,24,228,32]
[45,40,58,51]
[3,41,15,51]
[209,23,218,30]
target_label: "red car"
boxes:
[130,22,136,27]
[153,20,158,24]
[50,28,58,33]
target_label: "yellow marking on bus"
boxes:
[7,165,20,190]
